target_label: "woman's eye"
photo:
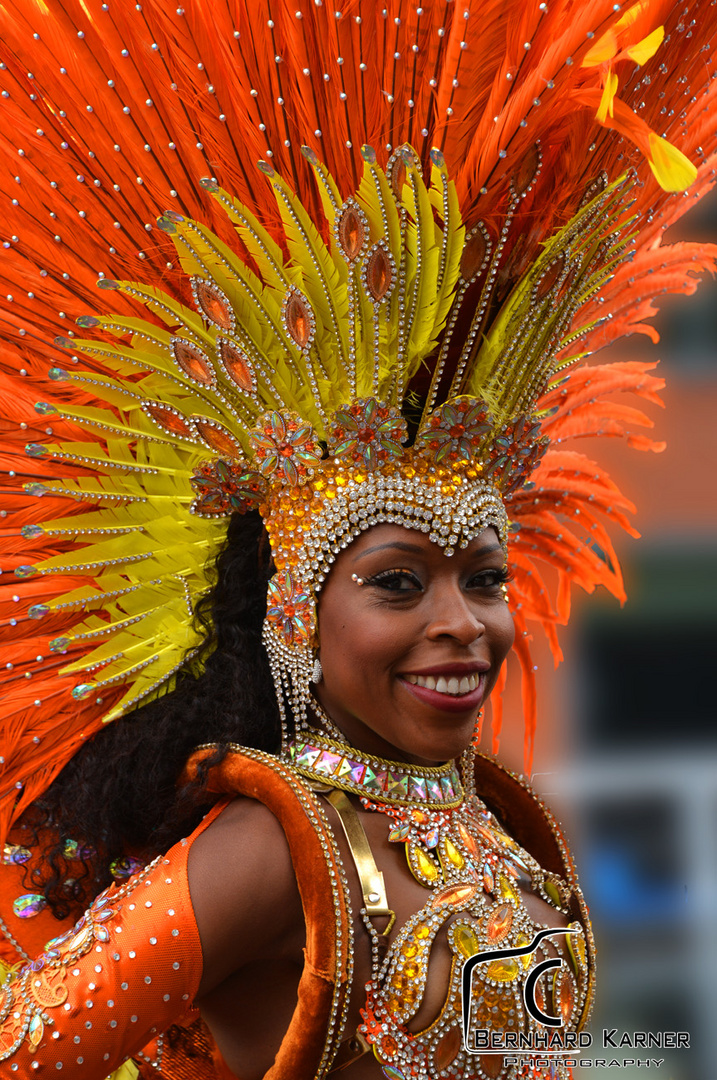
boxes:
[365,569,422,591]
[468,568,510,589]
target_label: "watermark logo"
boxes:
[461,926,581,1052]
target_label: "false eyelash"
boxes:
[364,567,419,587]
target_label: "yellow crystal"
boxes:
[544,879,563,907]
[499,874,520,904]
[454,924,480,959]
[566,922,587,973]
[443,838,465,869]
[515,932,532,970]
[486,958,520,982]
[410,844,440,883]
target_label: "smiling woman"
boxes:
[181,516,585,1080]
[1,1,717,1079]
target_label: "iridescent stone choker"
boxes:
[286,733,464,808]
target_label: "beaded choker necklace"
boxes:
[285,732,464,808]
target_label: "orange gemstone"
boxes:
[474,823,499,848]
[485,903,513,944]
[434,1026,462,1070]
[194,280,234,330]
[284,290,313,349]
[219,341,255,393]
[380,1033,398,1057]
[535,253,565,300]
[432,883,476,907]
[512,142,541,196]
[479,1054,504,1079]
[194,419,241,457]
[457,821,479,857]
[365,245,394,302]
[337,202,366,263]
[143,403,193,437]
[460,227,489,281]
[556,969,577,1023]
[172,339,216,386]
[390,158,406,196]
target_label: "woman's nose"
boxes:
[424,585,485,643]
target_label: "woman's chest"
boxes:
[329,791,593,1080]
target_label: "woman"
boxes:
[3,515,592,1080]
[1,1,716,1077]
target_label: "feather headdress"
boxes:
[1,0,717,843]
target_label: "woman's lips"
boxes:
[398,671,487,713]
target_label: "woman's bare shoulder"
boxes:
[189,797,304,996]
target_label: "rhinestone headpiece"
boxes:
[3,0,710,830]
[37,146,636,737]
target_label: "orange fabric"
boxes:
[0,806,222,1077]
[1,749,355,1079]
[1,747,588,1077]
[185,749,352,1080]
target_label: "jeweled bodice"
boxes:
[357,794,591,1080]
[288,735,594,1080]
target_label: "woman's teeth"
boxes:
[404,672,481,696]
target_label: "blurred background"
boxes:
[483,190,717,1080]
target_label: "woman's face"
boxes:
[314,524,514,766]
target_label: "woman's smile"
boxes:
[399,664,488,713]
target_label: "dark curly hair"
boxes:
[21,510,280,919]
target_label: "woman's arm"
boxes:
[0,847,203,1076]
[0,797,306,1079]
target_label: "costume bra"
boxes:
[0,746,594,1079]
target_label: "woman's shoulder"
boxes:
[188,795,304,994]
[186,746,352,997]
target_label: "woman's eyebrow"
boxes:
[353,540,503,561]
[353,541,425,561]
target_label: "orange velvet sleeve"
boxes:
[0,819,213,1077]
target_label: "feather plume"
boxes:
[1,0,717,834]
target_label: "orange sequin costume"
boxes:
[1,748,593,1079]
[0,1,717,1077]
